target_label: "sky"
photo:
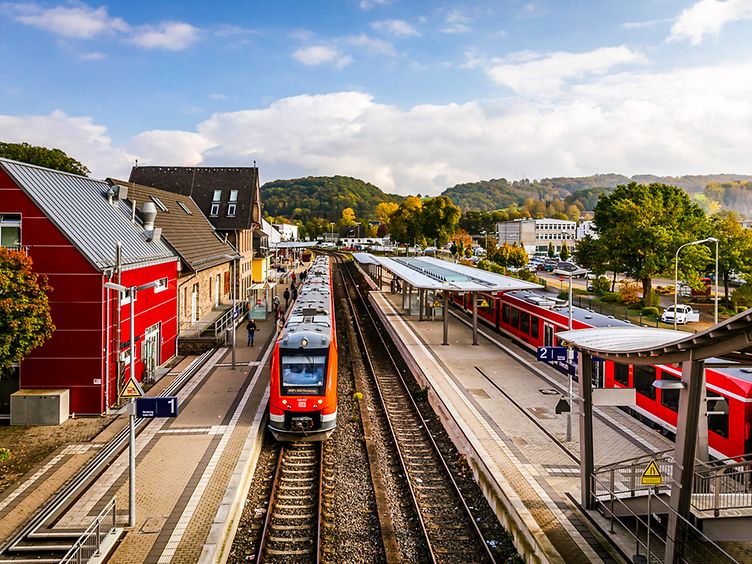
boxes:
[1,0,752,195]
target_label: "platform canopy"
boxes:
[271,241,317,249]
[353,253,542,292]
[558,307,752,365]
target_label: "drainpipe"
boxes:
[115,241,123,404]
[104,268,112,413]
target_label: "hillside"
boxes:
[261,175,403,222]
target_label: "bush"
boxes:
[732,284,752,309]
[641,307,660,317]
[591,276,611,294]
[645,290,661,308]
[515,268,537,282]
[617,280,641,306]
[737,306,749,314]
[655,285,674,296]
[602,291,619,303]
[557,290,569,301]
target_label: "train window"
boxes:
[708,395,729,439]
[280,352,327,396]
[531,317,539,339]
[634,365,656,400]
[502,304,511,324]
[614,363,630,387]
[660,373,681,412]
[511,307,519,328]
[520,312,530,334]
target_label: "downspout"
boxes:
[115,241,123,404]
[104,268,112,413]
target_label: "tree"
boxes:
[0,142,89,176]
[340,207,357,227]
[375,202,399,225]
[547,242,555,258]
[559,241,570,261]
[709,211,752,301]
[420,196,461,246]
[593,183,708,299]
[0,248,55,374]
[388,196,424,245]
[450,229,473,261]
[493,243,528,269]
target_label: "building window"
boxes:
[229,190,238,202]
[614,363,630,387]
[227,203,237,217]
[530,317,539,339]
[708,395,729,438]
[213,190,222,202]
[634,365,656,400]
[0,214,21,248]
[150,196,168,212]
[154,277,169,293]
[119,287,135,306]
[210,203,220,216]
[177,201,192,215]
[660,373,681,411]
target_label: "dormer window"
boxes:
[210,203,220,216]
[150,196,168,212]
[229,190,238,202]
[227,203,237,217]
[212,190,222,202]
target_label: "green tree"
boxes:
[709,211,752,301]
[0,142,89,176]
[0,248,55,374]
[547,242,555,258]
[420,196,461,246]
[560,241,570,261]
[388,196,424,245]
[493,243,528,269]
[594,183,709,299]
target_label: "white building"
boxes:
[495,218,577,255]
[576,220,598,240]
[273,223,298,241]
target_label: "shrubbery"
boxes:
[732,284,752,309]
[602,292,619,303]
[591,276,611,294]
[641,307,660,317]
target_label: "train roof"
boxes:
[505,290,633,329]
[280,256,334,349]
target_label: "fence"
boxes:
[692,458,752,515]
[59,498,117,564]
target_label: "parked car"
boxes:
[660,304,700,324]
[543,259,558,272]
[554,261,588,277]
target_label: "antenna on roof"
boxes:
[253,160,256,168]
[134,158,138,169]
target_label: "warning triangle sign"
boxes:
[120,377,144,399]
[641,460,663,486]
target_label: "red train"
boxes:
[453,289,752,459]
[269,256,338,441]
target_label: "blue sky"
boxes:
[2,0,752,194]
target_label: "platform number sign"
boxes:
[136,396,179,418]
[536,346,568,362]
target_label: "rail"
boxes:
[692,459,752,515]
[59,498,117,564]
[592,451,675,498]
[214,301,247,339]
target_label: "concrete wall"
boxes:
[178,263,231,331]
[10,389,69,425]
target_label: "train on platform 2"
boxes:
[452,290,752,459]
[269,255,338,441]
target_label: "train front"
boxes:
[269,259,337,441]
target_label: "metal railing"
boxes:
[593,450,675,498]
[692,459,752,515]
[213,301,247,338]
[59,498,117,564]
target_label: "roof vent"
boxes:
[141,201,157,231]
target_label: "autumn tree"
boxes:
[594,183,708,299]
[0,142,89,176]
[493,243,528,269]
[420,196,461,246]
[0,248,55,375]
[375,202,399,225]
[388,196,424,245]
[450,229,473,260]
[340,207,357,227]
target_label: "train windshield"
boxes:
[280,351,327,395]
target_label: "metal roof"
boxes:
[558,308,752,366]
[1,158,177,271]
[507,290,635,329]
[354,253,542,292]
[272,241,317,249]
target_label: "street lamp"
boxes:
[480,230,488,255]
[554,267,575,441]
[673,237,719,330]
[104,279,160,528]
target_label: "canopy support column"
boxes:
[419,289,424,321]
[472,291,479,345]
[578,352,594,509]
[665,358,705,564]
[442,291,449,345]
[402,279,408,310]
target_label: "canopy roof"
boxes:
[558,308,752,366]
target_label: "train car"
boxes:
[268,256,338,441]
[452,288,752,459]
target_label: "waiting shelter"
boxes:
[353,253,541,345]
[558,309,752,563]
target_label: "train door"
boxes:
[142,322,161,382]
[543,323,554,347]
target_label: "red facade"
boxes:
[0,169,178,414]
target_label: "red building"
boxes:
[0,158,179,417]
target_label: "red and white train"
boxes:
[269,256,338,441]
[453,289,752,459]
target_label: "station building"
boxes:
[495,218,577,255]
[0,158,180,419]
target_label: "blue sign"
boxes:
[136,396,179,418]
[536,346,569,362]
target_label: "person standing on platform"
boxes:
[284,288,290,309]
[291,285,298,302]
[276,315,285,334]
[246,319,258,346]
[272,294,280,313]
[291,271,296,284]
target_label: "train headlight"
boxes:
[317,399,323,405]
[301,338,308,348]
[282,399,287,405]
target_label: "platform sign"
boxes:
[536,346,568,362]
[120,377,144,399]
[477,298,489,308]
[641,460,663,486]
[136,396,179,418]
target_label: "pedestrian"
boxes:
[291,271,296,284]
[272,294,280,312]
[276,316,285,334]
[246,319,257,346]
[284,288,290,309]
[291,286,298,303]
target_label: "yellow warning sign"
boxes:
[432,300,442,308]
[477,299,489,308]
[641,460,663,486]
[120,377,144,399]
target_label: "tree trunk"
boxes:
[611,271,617,292]
[641,277,652,305]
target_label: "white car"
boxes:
[661,305,700,324]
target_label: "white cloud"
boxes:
[359,0,390,10]
[371,19,420,37]
[6,62,752,195]
[622,18,670,30]
[129,22,200,51]
[440,8,472,34]
[345,34,396,56]
[293,45,352,68]
[208,93,226,100]
[4,2,128,38]
[486,46,647,95]
[669,0,752,45]
[79,51,106,61]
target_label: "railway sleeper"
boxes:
[268,535,313,543]
[275,503,316,510]
[272,512,316,519]
[265,548,313,556]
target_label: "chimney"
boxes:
[141,201,157,231]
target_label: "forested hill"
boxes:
[442,173,752,211]
[261,176,403,222]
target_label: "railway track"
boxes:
[0,348,218,563]
[336,254,497,563]
[256,442,331,563]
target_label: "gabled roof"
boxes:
[0,158,177,271]
[108,179,239,273]
[128,166,260,231]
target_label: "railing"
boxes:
[692,459,752,515]
[214,301,247,339]
[593,450,675,498]
[59,498,117,564]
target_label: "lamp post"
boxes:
[480,230,488,255]
[673,237,719,331]
[555,267,575,441]
[104,279,160,528]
